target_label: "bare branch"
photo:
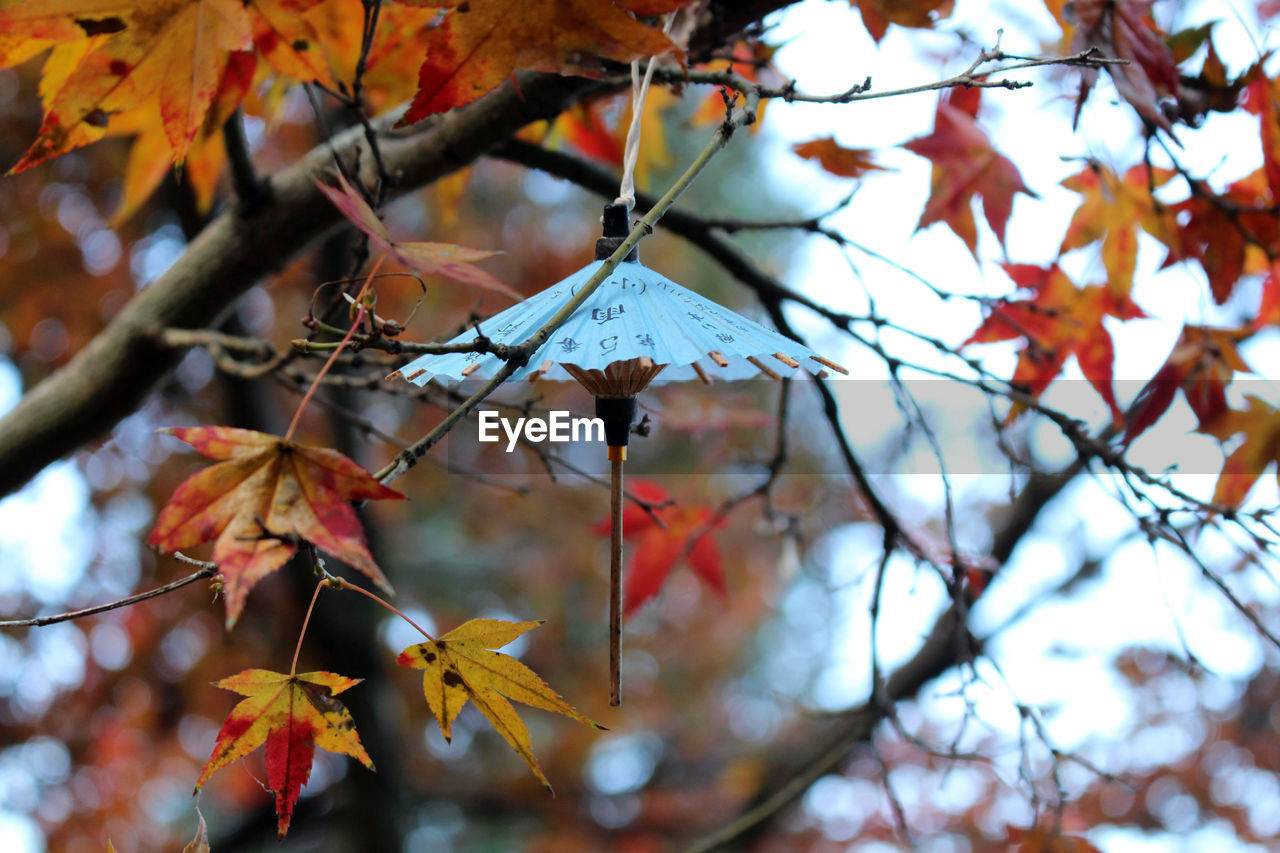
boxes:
[0,554,218,629]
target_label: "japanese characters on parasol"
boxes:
[390,207,847,394]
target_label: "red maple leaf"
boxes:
[1244,73,1280,203]
[854,0,955,43]
[903,88,1035,255]
[1123,324,1252,445]
[965,263,1145,423]
[313,170,516,299]
[594,480,725,616]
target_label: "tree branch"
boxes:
[0,554,218,628]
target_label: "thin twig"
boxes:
[0,554,219,628]
[651,47,1121,106]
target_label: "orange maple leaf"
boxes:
[399,0,688,124]
[302,0,444,111]
[594,479,725,616]
[965,263,1145,423]
[111,50,253,221]
[792,136,890,179]
[195,669,373,838]
[147,426,403,626]
[312,170,518,299]
[1202,396,1280,507]
[1059,162,1177,299]
[903,88,1035,255]
[397,619,602,790]
[1,0,332,170]
[853,0,955,43]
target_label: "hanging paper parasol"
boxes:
[387,1,847,708]
[390,205,846,706]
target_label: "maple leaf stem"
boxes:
[291,580,327,677]
[286,255,386,442]
[332,577,435,641]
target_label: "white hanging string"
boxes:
[615,14,675,211]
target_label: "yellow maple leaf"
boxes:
[397,618,603,790]
[1,0,333,170]
[196,669,373,838]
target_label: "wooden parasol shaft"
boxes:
[609,450,624,706]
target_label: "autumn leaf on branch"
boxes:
[399,0,689,124]
[792,136,890,179]
[594,479,725,616]
[965,263,1145,424]
[1067,0,1180,133]
[1170,170,1279,304]
[112,49,254,222]
[1123,324,1252,445]
[903,88,1035,255]
[313,170,518,299]
[147,426,403,627]
[0,0,334,170]
[397,619,603,790]
[195,669,374,838]
[1059,162,1178,299]
[1201,396,1280,507]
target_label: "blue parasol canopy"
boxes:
[389,259,846,388]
